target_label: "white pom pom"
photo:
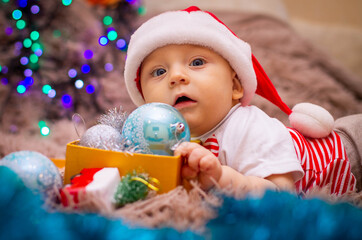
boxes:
[289,103,334,138]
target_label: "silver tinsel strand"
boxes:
[97,107,128,132]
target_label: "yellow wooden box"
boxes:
[63,141,182,194]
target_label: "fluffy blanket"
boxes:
[1,11,362,232]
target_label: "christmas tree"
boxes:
[0,0,144,137]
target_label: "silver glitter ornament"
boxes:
[79,124,123,150]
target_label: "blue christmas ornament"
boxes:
[122,103,190,156]
[0,151,62,196]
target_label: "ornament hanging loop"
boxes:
[72,113,86,139]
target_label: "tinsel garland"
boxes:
[1,165,362,240]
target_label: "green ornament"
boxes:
[113,171,151,207]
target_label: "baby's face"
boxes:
[140,44,243,137]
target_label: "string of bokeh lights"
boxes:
[0,0,144,136]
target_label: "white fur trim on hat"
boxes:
[124,8,257,107]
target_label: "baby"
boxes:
[124,6,357,196]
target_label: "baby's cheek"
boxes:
[144,90,171,104]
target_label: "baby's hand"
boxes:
[174,142,222,190]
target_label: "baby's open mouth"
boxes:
[173,96,196,108]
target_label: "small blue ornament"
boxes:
[0,151,62,196]
[122,103,190,156]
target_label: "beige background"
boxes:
[142,0,362,79]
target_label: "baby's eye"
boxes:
[152,68,166,77]
[190,58,205,66]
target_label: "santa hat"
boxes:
[124,6,334,138]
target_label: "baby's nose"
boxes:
[170,77,188,86]
[169,68,189,86]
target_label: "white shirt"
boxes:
[192,104,304,182]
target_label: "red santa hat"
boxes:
[124,6,334,138]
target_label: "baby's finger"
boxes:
[199,154,219,173]
[181,165,198,180]
[174,142,200,158]
[187,147,208,171]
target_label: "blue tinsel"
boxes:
[1,165,362,240]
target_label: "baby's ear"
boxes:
[232,74,244,100]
